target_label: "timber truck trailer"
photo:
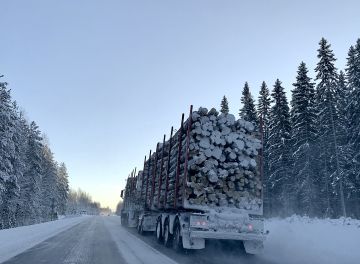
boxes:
[120,105,267,254]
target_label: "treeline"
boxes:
[221,38,360,219]
[66,189,101,215]
[0,77,69,229]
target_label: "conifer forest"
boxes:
[0,78,101,229]
[227,38,360,218]
[1,37,360,232]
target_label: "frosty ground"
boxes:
[261,216,360,264]
[0,215,359,264]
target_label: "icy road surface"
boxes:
[1,216,175,264]
[0,216,268,264]
[0,216,89,263]
[1,215,359,264]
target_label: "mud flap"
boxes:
[142,214,157,232]
[182,234,205,249]
[128,211,138,228]
[243,240,264,254]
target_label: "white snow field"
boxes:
[262,216,360,264]
[0,216,89,263]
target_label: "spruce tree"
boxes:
[257,81,271,214]
[220,95,229,114]
[0,75,72,227]
[240,82,258,125]
[336,71,356,216]
[290,62,318,216]
[0,78,19,229]
[336,71,352,151]
[315,38,346,217]
[40,144,59,221]
[267,79,292,216]
[18,121,44,225]
[346,39,360,217]
[57,162,69,215]
[13,110,31,227]
[4,102,28,228]
[257,81,271,129]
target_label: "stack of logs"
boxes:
[123,175,139,210]
[135,107,262,211]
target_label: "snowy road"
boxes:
[1,216,271,264]
[4,216,358,264]
[2,216,176,264]
[2,217,125,264]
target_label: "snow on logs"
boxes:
[137,107,262,211]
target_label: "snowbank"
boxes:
[261,215,360,264]
[0,216,89,263]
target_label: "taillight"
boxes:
[190,215,209,229]
[248,224,253,231]
[196,220,207,226]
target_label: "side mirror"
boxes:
[120,190,124,198]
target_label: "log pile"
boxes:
[135,107,262,212]
[123,175,143,210]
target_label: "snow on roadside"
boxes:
[0,216,89,263]
[261,215,360,264]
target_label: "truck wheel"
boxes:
[173,220,183,251]
[156,219,163,243]
[163,219,173,248]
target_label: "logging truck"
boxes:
[120,106,267,254]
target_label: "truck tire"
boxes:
[155,218,163,243]
[173,220,183,252]
[163,219,173,248]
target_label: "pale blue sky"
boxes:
[1,0,359,210]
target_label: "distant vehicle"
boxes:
[121,106,267,254]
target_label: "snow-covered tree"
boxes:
[0,76,75,228]
[240,82,258,125]
[12,109,30,227]
[257,81,271,214]
[257,81,271,129]
[40,144,59,221]
[0,78,19,229]
[267,79,292,216]
[345,39,360,217]
[16,121,44,225]
[336,72,357,216]
[3,102,30,228]
[57,162,69,215]
[220,95,229,114]
[314,38,346,217]
[290,62,319,216]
